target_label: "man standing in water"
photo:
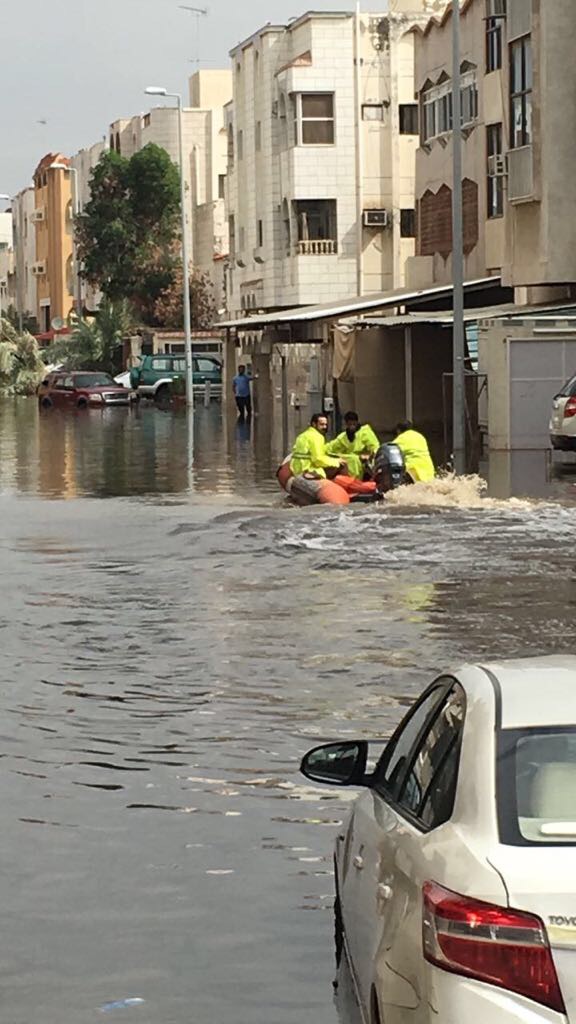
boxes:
[290,414,346,478]
[392,420,435,482]
[232,365,252,421]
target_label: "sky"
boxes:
[0,0,387,199]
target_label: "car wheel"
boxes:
[334,894,344,969]
[155,384,171,407]
[40,396,53,409]
[77,398,88,409]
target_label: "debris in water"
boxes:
[99,997,145,1013]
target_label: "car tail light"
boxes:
[423,882,565,1014]
[564,397,576,418]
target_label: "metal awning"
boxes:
[217,276,503,330]
[350,301,576,330]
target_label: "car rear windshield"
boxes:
[74,374,116,387]
[498,727,576,846]
[557,374,576,397]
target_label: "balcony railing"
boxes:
[296,239,337,256]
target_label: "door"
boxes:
[52,376,72,408]
[341,683,466,1019]
[340,683,448,1011]
[193,357,221,387]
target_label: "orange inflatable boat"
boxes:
[277,460,378,506]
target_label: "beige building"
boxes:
[408,0,576,303]
[11,188,38,327]
[32,154,73,332]
[226,3,434,319]
[108,70,231,309]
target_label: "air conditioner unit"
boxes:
[31,209,45,223]
[363,209,388,228]
[488,153,507,177]
[32,261,46,276]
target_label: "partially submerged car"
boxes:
[38,371,137,409]
[301,656,576,1024]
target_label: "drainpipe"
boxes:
[354,3,364,296]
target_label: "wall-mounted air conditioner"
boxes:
[31,209,45,223]
[488,154,507,177]
[363,209,388,228]
[32,261,46,276]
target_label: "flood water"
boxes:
[1,397,576,1024]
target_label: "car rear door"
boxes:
[490,727,576,1022]
[339,682,452,1011]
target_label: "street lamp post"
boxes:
[48,163,82,318]
[145,87,194,419]
[0,194,11,323]
[451,0,466,474]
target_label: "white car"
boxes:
[301,656,576,1024]
[550,375,576,450]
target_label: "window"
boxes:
[399,104,419,135]
[151,358,170,370]
[461,73,479,127]
[375,687,446,799]
[421,75,477,142]
[237,130,244,160]
[510,36,532,148]
[487,123,504,218]
[255,121,262,151]
[423,89,438,142]
[295,93,335,146]
[143,114,151,128]
[228,214,235,255]
[292,200,337,255]
[498,727,576,846]
[362,104,384,122]
[218,174,226,200]
[257,219,264,248]
[486,0,506,73]
[227,124,234,166]
[400,209,416,238]
[398,685,465,828]
[195,357,220,374]
[239,225,245,251]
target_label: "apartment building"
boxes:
[108,70,231,308]
[226,3,433,318]
[0,209,15,318]
[408,0,576,301]
[71,140,106,313]
[11,188,37,326]
[32,154,73,332]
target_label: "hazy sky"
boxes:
[0,0,387,198]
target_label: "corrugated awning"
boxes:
[350,302,576,329]
[217,276,503,330]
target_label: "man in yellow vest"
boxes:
[290,413,346,479]
[325,411,380,480]
[392,420,435,482]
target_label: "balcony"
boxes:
[296,239,337,256]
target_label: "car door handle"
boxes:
[377,883,393,903]
[353,855,364,870]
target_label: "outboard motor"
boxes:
[374,443,407,495]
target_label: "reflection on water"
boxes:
[0,397,576,1023]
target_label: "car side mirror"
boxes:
[300,741,369,787]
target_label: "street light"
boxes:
[48,162,82,318]
[145,86,194,419]
[451,0,466,474]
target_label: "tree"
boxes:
[44,299,134,374]
[152,264,216,330]
[76,145,181,316]
[0,318,46,395]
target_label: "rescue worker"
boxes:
[290,414,346,479]
[325,411,380,480]
[392,420,435,482]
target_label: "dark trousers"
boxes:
[235,395,252,420]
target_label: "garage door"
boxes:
[510,338,576,449]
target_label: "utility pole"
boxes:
[451,0,466,474]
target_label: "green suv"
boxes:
[130,353,222,403]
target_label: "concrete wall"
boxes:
[11,188,37,322]
[33,155,73,328]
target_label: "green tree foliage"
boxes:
[0,318,46,395]
[45,299,134,374]
[76,145,181,320]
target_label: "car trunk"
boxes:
[489,847,576,1022]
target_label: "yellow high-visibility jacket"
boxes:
[290,426,342,479]
[325,424,380,480]
[392,429,435,482]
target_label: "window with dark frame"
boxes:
[510,35,532,148]
[399,104,419,135]
[257,219,264,248]
[295,93,335,145]
[400,209,416,238]
[486,0,506,73]
[487,123,504,218]
[218,174,226,200]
